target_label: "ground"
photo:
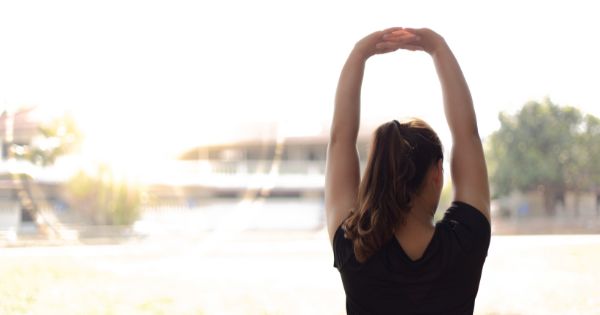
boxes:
[1,231,600,314]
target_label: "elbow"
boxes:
[329,127,341,145]
[456,123,481,140]
[451,125,483,145]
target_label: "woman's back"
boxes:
[333,202,490,315]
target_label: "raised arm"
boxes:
[403,28,490,220]
[325,28,419,243]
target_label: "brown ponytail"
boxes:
[342,118,443,263]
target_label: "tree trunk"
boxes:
[542,185,563,216]
[573,191,580,217]
[542,188,555,216]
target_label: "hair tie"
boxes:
[392,120,414,152]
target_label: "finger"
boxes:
[397,44,423,51]
[376,41,423,52]
[390,29,412,35]
[376,40,410,48]
[375,42,395,50]
[382,27,404,34]
[375,41,406,53]
[402,27,420,34]
[376,37,418,50]
[398,28,424,39]
[382,33,420,42]
[376,44,402,54]
[379,27,404,39]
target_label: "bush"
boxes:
[65,165,141,225]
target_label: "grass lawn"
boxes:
[2,232,600,314]
[0,256,205,315]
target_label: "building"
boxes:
[174,134,372,200]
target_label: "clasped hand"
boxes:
[353,27,445,59]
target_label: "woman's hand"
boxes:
[381,28,447,55]
[352,27,421,60]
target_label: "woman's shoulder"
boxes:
[437,201,491,253]
[441,201,491,230]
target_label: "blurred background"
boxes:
[1,0,600,314]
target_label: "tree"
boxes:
[487,98,600,215]
[28,114,82,166]
[575,115,600,193]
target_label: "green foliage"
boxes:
[571,115,600,190]
[487,98,600,210]
[28,113,82,166]
[65,165,141,225]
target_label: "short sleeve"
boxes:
[332,225,353,270]
[440,201,491,254]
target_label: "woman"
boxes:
[325,27,491,314]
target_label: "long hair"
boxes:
[342,118,443,263]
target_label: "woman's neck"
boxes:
[406,197,436,228]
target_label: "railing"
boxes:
[206,160,327,175]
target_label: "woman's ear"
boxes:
[431,159,444,188]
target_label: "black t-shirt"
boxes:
[333,201,491,315]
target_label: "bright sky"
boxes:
[1,0,599,170]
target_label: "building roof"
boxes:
[0,107,42,143]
